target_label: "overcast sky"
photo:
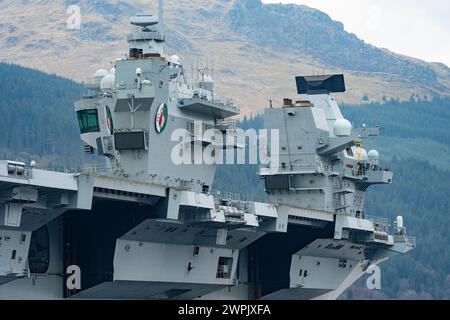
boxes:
[263,0,450,67]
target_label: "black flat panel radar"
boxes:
[296,74,346,95]
[114,131,146,150]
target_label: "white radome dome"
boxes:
[171,55,181,65]
[94,69,109,83]
[100,74,115,91]
[333,119,352,137]
[368,149,380,161]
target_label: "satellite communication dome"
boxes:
[368,149,380,161]
[396,216,404,229]
[170,55,181,65]
[100,74,115,91]
[94,69,109,84]
[333,119,352,137]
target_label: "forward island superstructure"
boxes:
[0,2,414,299]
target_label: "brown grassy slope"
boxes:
[1,0,449,114]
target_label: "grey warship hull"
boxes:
[0,186,411,300]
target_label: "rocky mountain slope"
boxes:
[1,0,449,113]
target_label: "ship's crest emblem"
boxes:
[155,103,168,133]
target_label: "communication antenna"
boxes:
[211,61,215,100]
[158,0,164,30]
[196,61,199,83]
[190,62,194,88]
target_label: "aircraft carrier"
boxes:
[0,1,415,299]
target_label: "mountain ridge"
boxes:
[1,0,449,113]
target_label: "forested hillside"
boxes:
[341,99,450,299]
[0,63,84,167]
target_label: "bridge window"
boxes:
[77,109,100,134]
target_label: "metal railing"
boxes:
[394,236,417,246]
[127,31,165,42]
[188,95,240,113]
[324,164,341,174]
[215,119,236,130]
[42,167,79,174]
[210,189,255,203]
[260,162,318,172]
[213,99,240,113]
[83,163,112,174]
[365,215,389,232]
